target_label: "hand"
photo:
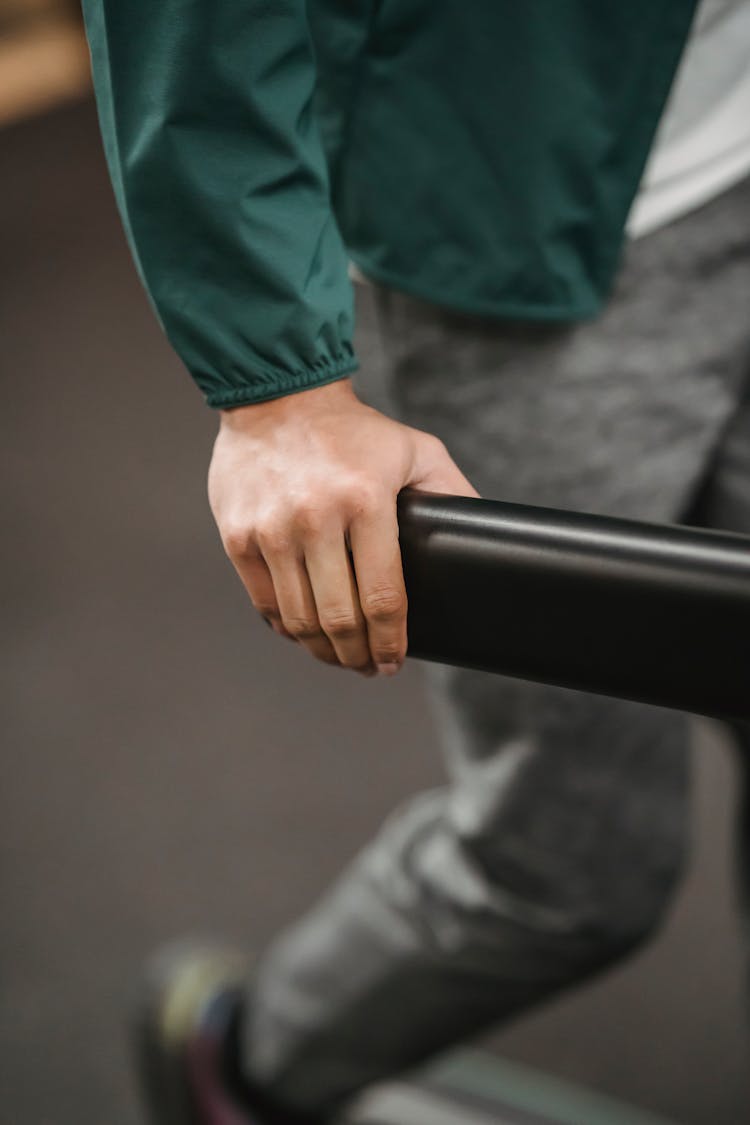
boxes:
[208,377,478,675]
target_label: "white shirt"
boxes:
[628,0,750,238]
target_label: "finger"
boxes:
[232,552,283,624]
[348,501,408,675]
[304,526,375,673]
[412,435,480,498]
[261,548,341,666]
[231,551,309,646]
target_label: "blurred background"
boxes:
[1,6,749,1124]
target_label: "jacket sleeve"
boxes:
[82,0,358,408]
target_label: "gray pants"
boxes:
[244,177,750,1118]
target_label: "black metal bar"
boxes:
[397,490,750,720]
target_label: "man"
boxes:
[83,1,750,1122]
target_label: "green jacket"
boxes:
[83,1,698,409]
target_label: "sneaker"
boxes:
[133,939,321,1125]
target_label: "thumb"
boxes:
[409,433,481,499]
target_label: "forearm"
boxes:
[82,0,357,407]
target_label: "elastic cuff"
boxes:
[203,350,359,410]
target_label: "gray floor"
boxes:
[1,101,749,1125]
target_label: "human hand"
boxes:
[208,378,478,675]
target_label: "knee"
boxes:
[463,828,687,969]
[572,870,682,966]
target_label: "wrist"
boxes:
[219,378,356,431]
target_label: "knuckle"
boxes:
[361,586,406,622]
[285,620,320,642]
[373,635,403,657]
[345,479,384,517]
[256,518,289,555]
[221,521,252,558]
[292,501,327,537]
[320,610,361,639]
[283,616,321,641]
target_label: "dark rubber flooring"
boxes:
[1,101,749,1125]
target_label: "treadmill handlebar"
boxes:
[397,490,750,719]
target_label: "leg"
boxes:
[243,177,750,1119]
[245,688,689,1119]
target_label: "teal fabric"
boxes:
[82,1,698,409]
[318,2,700,319]
[82,0,358,408]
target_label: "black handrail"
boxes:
[398,490,750,719]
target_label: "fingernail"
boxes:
[377,662,401,677]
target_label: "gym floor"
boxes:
[2,101,749,1125]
